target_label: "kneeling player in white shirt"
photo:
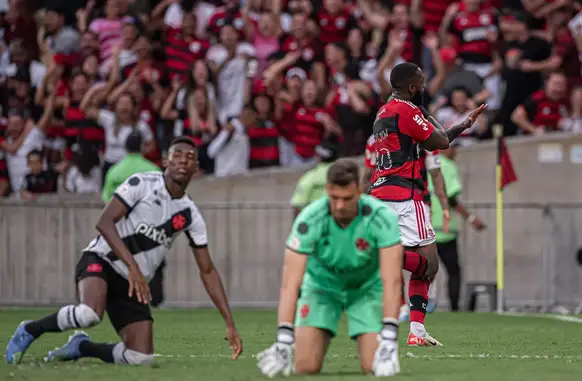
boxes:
[6,137,243,365]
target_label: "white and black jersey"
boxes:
[82,171,208,282]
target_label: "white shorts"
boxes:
[385,200,435,247]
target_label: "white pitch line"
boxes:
[505,312,582,324]
[5,353,581,361]
[150,353,582,361]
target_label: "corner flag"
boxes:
[494,129,518,314]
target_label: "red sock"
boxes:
[403,251,427,276]
[401,278,406,305]
[409,277,430,325]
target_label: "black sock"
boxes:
[25,313,60,338]
[79,341,116,363]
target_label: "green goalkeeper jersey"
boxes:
[286,194,401,292]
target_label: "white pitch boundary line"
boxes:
[150,353,582,361]
[504,312,582,324]
[6,353,581,361]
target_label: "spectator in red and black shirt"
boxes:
[248,89,280,168]
[207,0,248,39]
[358,0,424,65]
[511,71,570,135]
[316,0,357,45]
[19,149,59,200]
[165,12,210,82]
[278,12,326,90]
[324,42,376,156]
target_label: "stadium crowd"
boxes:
[0,0,580,198]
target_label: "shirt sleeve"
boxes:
[370,205,401,248]
[101,169,114,202]
[164,4,182,28]
[185,204,208,248]
[399,107,435,142]
[20,175,29,191]
[88,19,100,34]
[522,96,538,122]
[364,136,376,169]
[285,208,318,255]
[97,110,116,130]
[425,150,441,171]
[136,121,154,142]
[289,174,312,208]
[112,174,146,211]
[444,163,462,198]
[65,167,77,193]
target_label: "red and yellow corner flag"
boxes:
[499,136,518,190]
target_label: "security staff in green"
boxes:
[101,131,161,202]
[290,141,339,218]
[428,144,485,311]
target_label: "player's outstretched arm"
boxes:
[420,104,488,144]
[257,249,307,378]
[192,246,243,359]
[372,243,404,377]
[278,249,308,327]
[379,244,404,322]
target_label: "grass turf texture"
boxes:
[1,308,581,380]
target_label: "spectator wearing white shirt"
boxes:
[0,105,54,195]
[206,23,256,125]
[81,91,154,182]
[161,0,216,39]
[64,142,102,194]
[207,106,251,177]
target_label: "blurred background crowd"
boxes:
[0,0,581,199]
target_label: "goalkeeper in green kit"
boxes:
[257,159,404,377]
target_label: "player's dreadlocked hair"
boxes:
[327,159,360,187]
[389,62,420,91]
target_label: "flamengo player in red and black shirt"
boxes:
[365,62,486,347]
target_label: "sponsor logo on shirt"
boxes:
[135,222,172,247]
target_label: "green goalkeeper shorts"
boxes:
[294,285,383,338]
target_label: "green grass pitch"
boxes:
[1,308,581,380]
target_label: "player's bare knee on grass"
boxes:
[120,320,154,355]
[112,343,154,365]
[356,333,378,374]
[295,327,330,375]
[78,277,107,320]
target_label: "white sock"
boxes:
[410,321,426,337]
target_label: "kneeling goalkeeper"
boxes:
[257,159,403,377]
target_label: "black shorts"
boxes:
[75,252,153,332]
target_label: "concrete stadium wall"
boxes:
[1,133,582,310]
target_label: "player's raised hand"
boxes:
[464,104,488,127]
[127,264,151,304]
[226,326,243,360]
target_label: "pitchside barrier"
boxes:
[1,200,582,311]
